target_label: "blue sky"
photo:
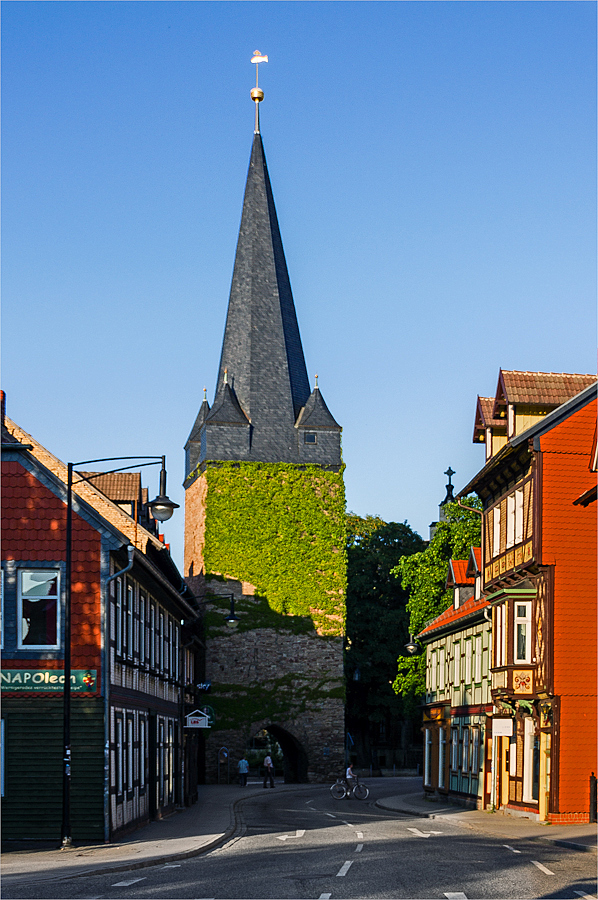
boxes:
[3,1,596,568]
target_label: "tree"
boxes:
[392,498,482,713]
[345,514,425,766]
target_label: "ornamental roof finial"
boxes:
[250,50,268,134]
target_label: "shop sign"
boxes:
[185,709,210,729]
[0,669,97,692]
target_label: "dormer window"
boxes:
[304,433,317,444]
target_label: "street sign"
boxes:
[185,709,210,729]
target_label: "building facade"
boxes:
[1,402,202,842]
[183,92,346,782]
[462,371,597,823]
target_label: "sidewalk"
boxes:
[376,789,597,853]
[1,781,298,889]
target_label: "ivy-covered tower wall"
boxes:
[183,108,346,782]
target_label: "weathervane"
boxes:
[250,50,268,134]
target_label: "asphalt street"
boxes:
[3,782,596,900]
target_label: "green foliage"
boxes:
[392,498,481,705]
[345,516,425,726]
[199,461,347,636]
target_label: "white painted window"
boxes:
[514,601,532,663]
[465,640,472,685]
[509,736,517,776]
[506,493,515,548]
[462,727,470,773]
[18,569,60,650]
[450,727,459,771]
[430,651,437,692]
[474,634,482,683]
[439,647,445,692]
[438,727,446,788]
[424,729,432,786]
[515,489,524,544]
[453,642,460,684]
[495,604,507,667]
[475,575,481,601]
[471,727,480,774]
[493,507,501,558]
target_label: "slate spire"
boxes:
[185,108,341,472]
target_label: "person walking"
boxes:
[263,753,275,788]
[237,756,249,787]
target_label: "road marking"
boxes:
[444,894,468,899]
[574,892,596,899]
[356,843,363,852]
[531,860,555,875]
[326,813,337,818]
[164,864,182,867]
[112,878,146,887]
[336,860,353,877]
[318,894,332,899]
[503,844,521,854]
[277,829,306,841]
[407,826,442,838]
[296,829,305,837]
[356,830,364,839]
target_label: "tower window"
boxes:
[304,433,317,444]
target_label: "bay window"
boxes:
[514,601,532,664]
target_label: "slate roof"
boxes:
[205,382,250,426]
[494,370,596,415]
[216,133,311,425]
[185,398,210,449]
[295,387,341,430]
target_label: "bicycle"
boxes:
[330,775,369,800]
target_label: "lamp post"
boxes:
[404,634,421,656]
[61,455,178,849]
[224,594,240,628]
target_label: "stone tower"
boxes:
[184,85,346,782]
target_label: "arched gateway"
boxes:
[183,80,346,783]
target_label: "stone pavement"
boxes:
[376,790,597,853]
[1,781,300,889]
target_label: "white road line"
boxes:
[112,878,146,887]
[277,829,306,841]
[444,893,468,899]
[336,860,353,877]
[574,892,596,899]
[356,830,364,839]
[531,860,555,875]
[318,894,332,899]
[356,843,363,852]
[503,844,521,854]
[326,813,336,818]
[163,864,182,867]
[296,829,305,837]
[341,820,354,827]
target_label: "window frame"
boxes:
[450,727,459,772]
[424,728,432,787]
[514,600,532,664]
[438,726,446,789]
[464,639,473,685]
[471,726,480,775]
[17,569,61,651]
[462,727,470,773]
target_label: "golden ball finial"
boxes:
[251,87,264,103]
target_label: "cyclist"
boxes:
[345,763,356,791]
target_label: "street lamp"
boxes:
[224,595,240,628]
[404,634,421,656]
[61,455,178,849]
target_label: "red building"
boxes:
[1,396,203,843]
[461,371,597,823]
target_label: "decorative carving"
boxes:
[513,670,533,694]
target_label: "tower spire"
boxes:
[250,50,267,134]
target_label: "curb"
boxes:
[375,799,441,819]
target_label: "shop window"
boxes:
[514,602,532,664]
[523,718,540,803]
[450,727,459,771]
[462,727,470,773]
[438,727,446,789]
[18,569,60,649]
[471,727,480,774]
[424,729,432,787]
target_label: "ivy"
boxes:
[199,461,347,636]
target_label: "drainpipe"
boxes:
[106,545,134,585]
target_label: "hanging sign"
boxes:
[185,709,210,729]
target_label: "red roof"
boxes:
[446,559,474,587]
[419,593,490,639]
[494,370,596,416]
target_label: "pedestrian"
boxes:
[263,753,275,788]
[237,756,249,787]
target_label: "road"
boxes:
[4,781,596,900]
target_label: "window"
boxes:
[140,718,147,790]
[438,727,446,789]
[462,727,470,773]
[115,579,123,655]
[450,727,459,771]
[474,634,482,683]
[439,647,445,691]
[430,651,437,692]
[18,570,60,649]
[465,640,472,685]
[514,601,532,663]
[506,493,515,548]
[523,717,540,803]
[126,584,134,659]
[116,717,124,795]
[126,717,134,791]
[493,507,501,558]
[424,729,432,786]
[150,604,156,669]
[304,433,317,444]
[453,642,461,684]
[139,595,146,664]
[159,613,165,673]
[495,604,506,667]
[175,625,179,682]
[471,727,480,774]
[515,490,524,544]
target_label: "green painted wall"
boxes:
[2,698,104,842]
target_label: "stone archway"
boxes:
[266,725,309,783]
